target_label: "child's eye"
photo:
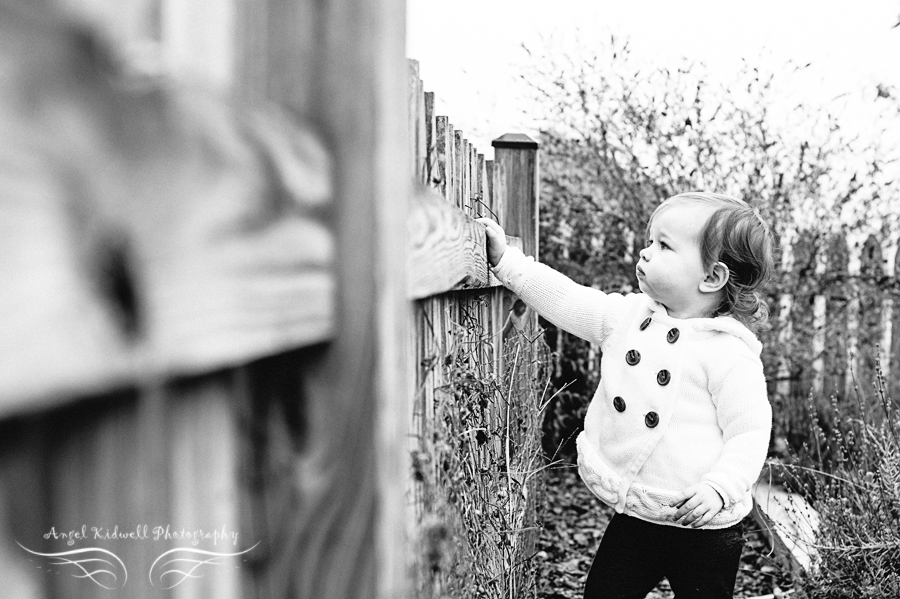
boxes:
[645,238,653,247]
[659,241,669,250]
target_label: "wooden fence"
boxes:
[0,2,545,598]
[766,230,900,416]
[0,0,405,597]
[406,61,544,597]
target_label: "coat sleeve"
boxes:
[701,351,772,509]
[492,246,631,346]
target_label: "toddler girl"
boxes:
[478,192,775,599]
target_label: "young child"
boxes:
[478,192,775,599]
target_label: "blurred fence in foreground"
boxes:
[0,0,409,597]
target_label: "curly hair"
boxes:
[648,192,776,327]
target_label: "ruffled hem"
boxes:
[575,433,621,506]
[576,432,751,529]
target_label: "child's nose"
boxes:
[639,246,650,261]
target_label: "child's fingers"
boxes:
[690,509,716,528]
[475,217,504,236]
[676,504,701,526]
[672,498,698,521]
[670,490,690,507]
[670,487,694,513]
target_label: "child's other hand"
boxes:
[670,483,724,528]
[475,217,508,267]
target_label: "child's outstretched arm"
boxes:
[475,218,631,347]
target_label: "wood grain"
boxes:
[408,189,521,300]
[236,0,410,596]
[0,7,334,414]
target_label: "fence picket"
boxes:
[891,246,900,401]
[823,233,850,398]
[789,232,818,397]
[857,234,883,400]
[454,130,463,209]
[425,92,436,187]
[435,117,450,200]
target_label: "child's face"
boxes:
[636,202,714,318]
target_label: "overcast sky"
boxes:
[407,0,900,158]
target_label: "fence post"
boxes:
[890,245,900,402]
[237,0,409,596]
[491,133,539,341]
[790,232,817,398]
[824,233,849,399]
[492,134,539,259]
[858,234,883,400]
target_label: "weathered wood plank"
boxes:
[485,160,495,220]
[858,234,884,392]
[824,233,849,397]
[454,130,464,209]
[789,231,817,397]
[492,133,540,259]
[435,117,450,199]
[891,245,900,401]
[408,59,422,181]
[168,376,243,599]
[751,480,819,574]
[407,189,521,300]
[254,0,410,595]
[0,416,50,599]
[415,74,427,186]
[424,92,435,187]
[0,7,334,414]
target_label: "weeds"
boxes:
[770,357,900,598]
[411,293,554,598]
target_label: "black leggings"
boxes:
[583,513,744,599]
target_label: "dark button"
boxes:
[667,328,680,343]
[613,396,626,412]
[657,369,671,386]
[645,411,659,428]
[639,317,652,331]
[625,349,641,365]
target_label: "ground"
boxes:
[535,465,794,599]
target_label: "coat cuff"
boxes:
[701,480,729,509]
[700,473,742,510]
[491,246,531,290]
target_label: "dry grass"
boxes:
[410,296,555,598]
[770,358,900,598]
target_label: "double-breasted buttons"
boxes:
[625,349,641,365]
[657,369,671,386]
[639,317,651,331]
[645,411,659,428]
[613,396,626,412]
[667,328,680,343]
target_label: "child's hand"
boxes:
[475,217,508,267]
[670,484,724,528]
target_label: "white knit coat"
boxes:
[494,247,772,529]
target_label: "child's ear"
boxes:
[699,262,729,294]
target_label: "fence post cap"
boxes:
[492,133,538,149]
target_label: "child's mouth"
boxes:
[636,265,645,279]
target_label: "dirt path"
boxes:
[534,465,792,598]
